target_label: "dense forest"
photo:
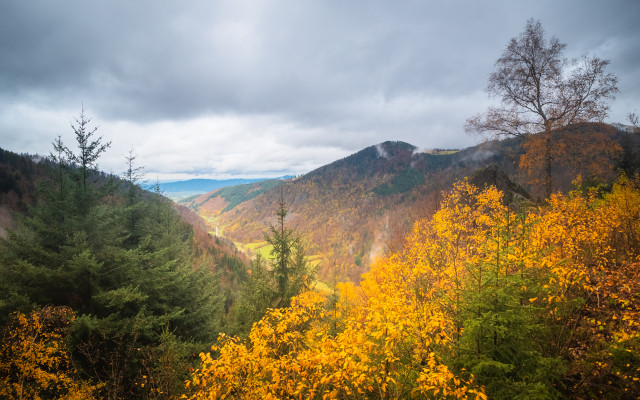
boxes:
[1,19,640,400]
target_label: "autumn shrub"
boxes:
[0,306,98,400]
[188,176,640,399]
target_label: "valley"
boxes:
[179,139,518,282]
[178,127,633,284]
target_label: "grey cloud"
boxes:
[0,0,638,178]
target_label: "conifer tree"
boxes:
[232,189,315,334]
[0,109,225,399]
[122,149,145,246]
[67,106,111,192]
[264,188,315,308]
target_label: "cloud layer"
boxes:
[1,0,638,180]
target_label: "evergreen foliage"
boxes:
[372,166,425,195]
[0,110,224,399]
[231,190,316,335]
[219,179,283,212]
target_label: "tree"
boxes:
[231,189,315,335]
[264,188,314,308]
[67,106,111,192]
[122,149,145,246]
[123,148,144,188]
[465,19,618,196]
[629,111,639,129]
[51,135,70,193]
[0,111,225,399]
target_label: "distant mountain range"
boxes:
[149,177,294,200]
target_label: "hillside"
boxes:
[185,124,638,283]
[0,149,57,237]
[153,177,292,200]
[179,179,285,217]
[0,148,249,288]
[198,140,521,282]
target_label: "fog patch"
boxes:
[375,143,389,159]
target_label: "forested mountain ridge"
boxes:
[179,178,284,216]
[189,139,520,282]
[186,125,638,283]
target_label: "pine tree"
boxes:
[231,189,316,335]
[0,110,225,399]
[67,106,111,193]
[264,188,315,307]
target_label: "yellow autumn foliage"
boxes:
[0,306,98,400]
[187,282,483,399]
[188,176,640,398]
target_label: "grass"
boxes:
[313,280,332,293]
[243,241,274,259]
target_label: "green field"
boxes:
[242,241,274,259]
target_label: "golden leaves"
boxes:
[188,176,640,398]
[0,306,97,400]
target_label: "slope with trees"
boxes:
[210,141,495,282]
[192,130,629,283]
[189,176,640,399]
[465,19,620,197]
[0,110,228,399]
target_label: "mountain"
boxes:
[192,140,520,282]
[179,179,285,217]
[185,125,638,284]
[152,177,294,200]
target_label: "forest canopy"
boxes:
[188,176,640,399]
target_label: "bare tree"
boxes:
[629,111,639,129]
[465,19,618,196]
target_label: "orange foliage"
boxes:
[519,124,621,196]
[0,306,98,400]
[530,177,640,394]
[187,287,484,399]
[188,176,640,398]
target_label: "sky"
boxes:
[0,1,638,181]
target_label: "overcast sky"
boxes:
[1,1,638,181]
